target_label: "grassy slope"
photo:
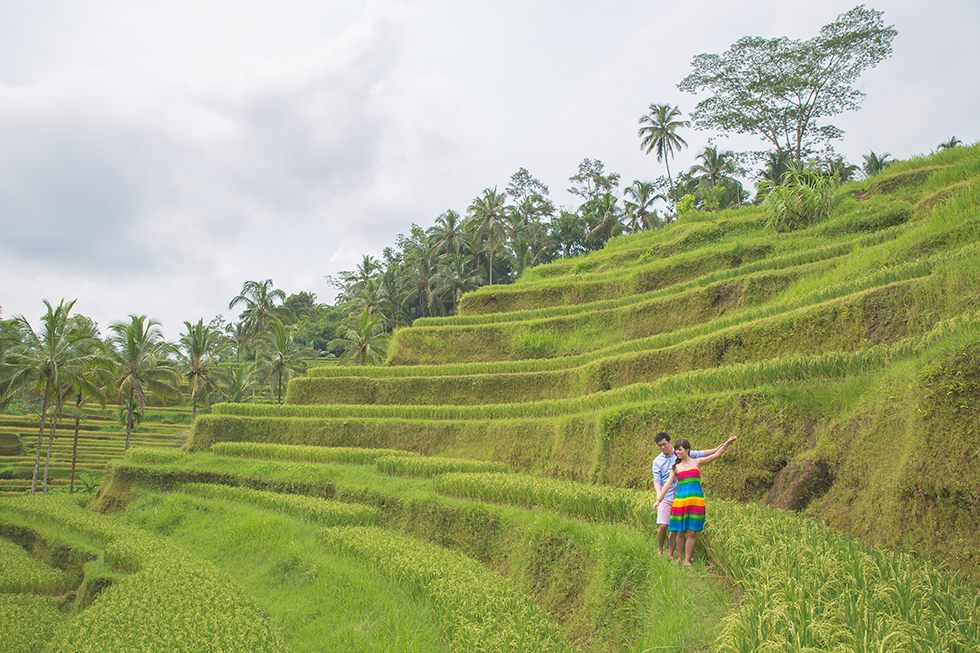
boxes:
[196,146,980,582]
[3,146,979,653]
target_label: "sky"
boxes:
[1,0,978,338]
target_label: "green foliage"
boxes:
[707,501,979,652]
[760,167,841,232]
[374,455,509,478]
[678,5,897,162]
[321,526,571,653]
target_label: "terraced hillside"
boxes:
[0,406,192,495]
[3,147,979,653]
[195,146,980,580]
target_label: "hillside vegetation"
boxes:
[3,146,979,652]
[200,146,980,578]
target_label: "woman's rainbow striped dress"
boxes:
[668,468,705,532]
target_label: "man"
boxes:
[651,431,728,559]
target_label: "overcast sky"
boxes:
[2,0,977,338]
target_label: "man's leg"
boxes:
[656,499,673,556]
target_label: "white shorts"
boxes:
[657,499,674,525]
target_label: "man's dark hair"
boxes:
[654,432,671,444]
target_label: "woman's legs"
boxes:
[682,530,697,566]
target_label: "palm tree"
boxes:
[228,279,291,352]
[218,362,259,404]
[257,321,313,404]
[583,193,625,249]
[377,266,409,332]
[433,253,485,312]
[329,309,390,366]
[226,321,251,362]
[404,242,445,320]
[177,319,229,418]
[60,315,111,495]
[467,188,508,286]
[107,315,181,451]
[429,209,470,259]
[350,278,384,318]
[638,104,690,192]
[623,180,666,232]
[937,136,962,151]
[861,151,893,179]
[0,299,99,494]
[689,146,744,210]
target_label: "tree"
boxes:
[678,5,897,164]
[583,193,625,249]
[429,209,471,259]
[228,279,292,351]
[177,318,229,418]
[937,136,962,151]
[257,321,313,404]
[107,315,181,451]
[623,180,666,232]
[505,168,555,225]
[219,362,259,404]
[225,321,251,362]
[433,253,484,312]
[689,146,745,210]
[467,188,508,286]
[377,266,409,332]
[861,150,893,178]
[567,158,621,203]
[638,104,690,192]
[60,315,111,495]
[0,299,100,494]
[329,309,390,366]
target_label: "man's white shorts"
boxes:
[657,499,673,525]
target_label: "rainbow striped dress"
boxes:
[669,468,706,532]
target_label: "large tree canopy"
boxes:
[678,5,896,163]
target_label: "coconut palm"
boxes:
[226,321,251,362]
[584,193,625,249]
[177,318,229,418]
[0,299,100,494]
[257,321,313,404]
[218,362,259,404]
[59,316,112,494]
[638,104,690,192]
[107,315,181,451]
[429,209,471,259]
[467,188,508,286]
[228,279,292,352]
[329,309,390,366]
[861,151,893,179]
[937,136,962,151]
[433,253,485,312]
[623,180,666,232]
[377,266,409,332]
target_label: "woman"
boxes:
[652,435,736,567]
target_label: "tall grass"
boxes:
[320,526,572,653]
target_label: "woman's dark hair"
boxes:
[672,438,692,469]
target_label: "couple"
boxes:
[651,431,737,567]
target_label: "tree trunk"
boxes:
[30,379,51,496]
[69,395,81,494]
[125,387,134,451]
[42,401,60,493]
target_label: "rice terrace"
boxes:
[1,144,978,652]
[2,4,980,652]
